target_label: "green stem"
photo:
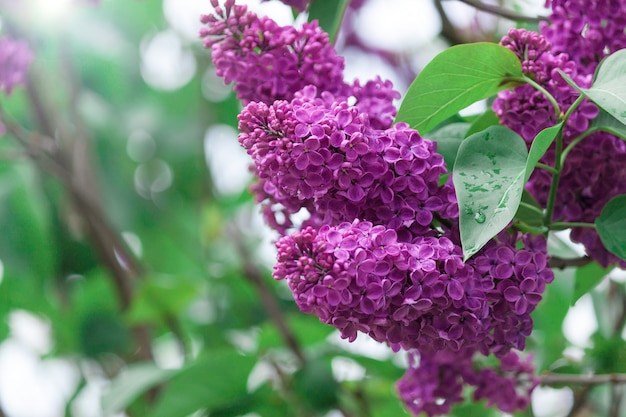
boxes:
[539,94,586,229]
[535,163,558,175]
[543,129,563,228]
[550,221,596,230]
[522,75,562,121]
[512,220,548,234]
[562,94,585,123]
[518,201,544,217]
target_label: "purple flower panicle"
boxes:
[0,37,32,95]
[199,0,345,104]
[542,0,626,75]
[494,28,626,267]
[238,85,448,236]
[275,221,552,415]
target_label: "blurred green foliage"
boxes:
[0,1,624,417]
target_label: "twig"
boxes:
[451,0,549,22]
[548,256,592,269]
[566,385,592,417]
[230,225,306,365]
[610,384,624,417]
[611,283,626,336]
[434,0,466,45]
[1,115,155,362]
[540,373,626,385]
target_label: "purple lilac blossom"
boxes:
[201,3,557,415]
[237,85,451,236]
[0,37,33,95]
[199,0,346,104]
[199,0,401,116]
[398,350,537,416]
[542,0,626,75]
[494,28,626,267]
[275,221,551,415]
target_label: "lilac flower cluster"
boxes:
[494,26,626,267]
[275,221,552,352]
[0,36,32,96]
[201,2,554,415]
[238,85,454,235]
[199,0,345,105]
[542,0,626,74]
[275,220,551,415]
[398,350,537,416]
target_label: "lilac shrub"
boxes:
[201,1,556,415]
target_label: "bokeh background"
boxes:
[0,1,617,416]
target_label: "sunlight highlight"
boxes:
[33,0,75,23]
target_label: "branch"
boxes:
[451,0,549,22]
[231,225,307,365]
[548,256,592,269]
[610,384,624,417]
[540,373,626,385]
[567,385,592,417]
[434,0,466,45]
[1,115,159,366]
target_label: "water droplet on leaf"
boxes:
[474,211,486,224]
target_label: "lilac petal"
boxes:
[346,185,366,202]
[327,289,342,306]
[503,286,520,302]
[295,153,309,170]
[308,151,325,166]
[310,125,325,138]
[520,278,537,292]
[494,263,514,279]
[515,297,528,315]
[447,280,464,301]
[294,108,310,123]
[295,124,310,138]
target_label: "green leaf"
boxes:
[465,108,501,138]
[595,194,626,261]
[589,107,626,140]
[525,123,563,183]
[293,357,339,412]
[514,191,544,228]
[530,267,573,370]
[427,122,469,170]
[581,49,626,126]
[102,363,177,415]
[572,262,609,306]
[79,311,132,357]
[126,274,199,323]
[150,351,256,417]
[453,126,528,260]
[395,43,524,134]
[0,163,55,279]
[258,313,334,351]
[308,0,349,43]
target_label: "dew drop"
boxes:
[474,211,486,224]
